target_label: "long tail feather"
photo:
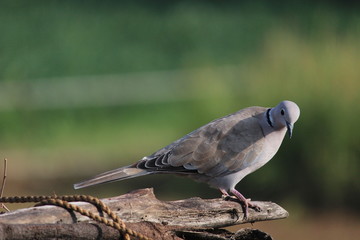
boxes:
[74,166,149,189]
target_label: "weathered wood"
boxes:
[0,188,287,239]
[0,188,288,228]
[0,223,274,240]
[0,222,179,240]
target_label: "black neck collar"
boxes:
[266,108,273,127]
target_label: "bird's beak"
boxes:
[286,121,293,138]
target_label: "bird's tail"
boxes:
[73,166,150,189]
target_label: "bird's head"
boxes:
[270,100,300,138]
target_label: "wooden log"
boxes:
[0,223,274,240]
[0,188,288,227]
[0,188,287,239]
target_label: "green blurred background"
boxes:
[0,1,359,239]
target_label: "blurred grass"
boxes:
[0,1,359,216]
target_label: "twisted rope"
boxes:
[0,195,152,240]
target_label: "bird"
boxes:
[74,100,300,218]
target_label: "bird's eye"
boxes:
[281,109,285,115]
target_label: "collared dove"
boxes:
[74,100,300,218]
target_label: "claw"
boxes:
[220,188,262,219]
[248,201,261,212]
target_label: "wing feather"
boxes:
[134,106,266,178]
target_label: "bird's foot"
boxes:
[220,188,231,200]
[221,191,236,200]
[221,188,261,219]
[248,200,261,212]
[222,194,236,200]
[222,195,260,211]
[237,197,261,219]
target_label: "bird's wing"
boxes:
[134,106,266,177]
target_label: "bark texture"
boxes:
[0,188,287,239]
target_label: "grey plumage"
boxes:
[74,100,300,218]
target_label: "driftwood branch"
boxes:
[0,188,288,239]
[0,158,9,212]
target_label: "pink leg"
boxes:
[231,189,250,218]
[220,188,261,219]
[219,188,230,197]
